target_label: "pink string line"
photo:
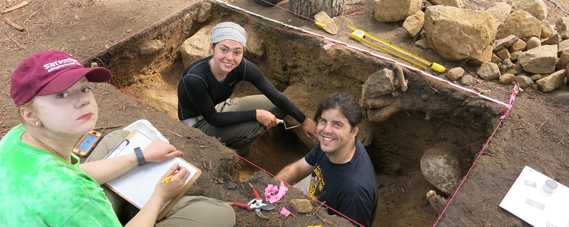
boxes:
[104,82,145,104]
[432,83,519,226]
[464,74,511,93]
[281,25,510,108]
[237,155,365,227]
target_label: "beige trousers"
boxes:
[87,130,235,227]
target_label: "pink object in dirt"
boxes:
[280,207,291,217]
[264,180,289,204]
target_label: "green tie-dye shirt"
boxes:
[0,125,121,226]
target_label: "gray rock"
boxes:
[197,2,212,23]
[556,50,569,70]
[493,34,519,51]
[403,10,425,38]
[541,20,556,39]
[556,17,569,39]
[508,39,527,53]
[518,45,557,74]
[428,0,464,7]
[374,0,422,22]
[542,34,561,46]
[515,75,535,88]
[314,11,339,35]
[424,6,497,61]
[496,48,511,60]
[497,10,541,39]
[460,75,474,85]
[512,0,548,20]
[477,62,501,80]
[445,67,465,81]
[500,73,516,85]
[526,37,542,50]
[362,68,396,100]
[415,39,431,49]
[420,143,461,195]
[486,2,512,26]
[179,25,214,68]
[537,70,566,92]
[290,199,313,214]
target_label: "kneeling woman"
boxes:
[177,22,317,155]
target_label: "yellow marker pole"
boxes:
[351,30,427,70]
[315,21,327,28]
[348,25,446,73]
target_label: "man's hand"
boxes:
[301,118,317,140]
[256,109,279,130]
[142,140,183,163]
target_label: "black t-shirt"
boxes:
[177,56,306,126]
[304,141,378,227]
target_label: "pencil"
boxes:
[162,171,178,184]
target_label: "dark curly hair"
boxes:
[314,93,362,130]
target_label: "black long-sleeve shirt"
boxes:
[177,56,306,126]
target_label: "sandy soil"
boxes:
[2,0,569,227]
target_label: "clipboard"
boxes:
[104,130,202,220]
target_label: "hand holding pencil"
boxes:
[162,170,179,184]
[154,163,190,201]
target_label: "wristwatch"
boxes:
[134,147,146,166]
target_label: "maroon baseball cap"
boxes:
[10,50,112,106]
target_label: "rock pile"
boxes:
[374,0,569,93]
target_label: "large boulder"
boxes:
[537,70,566,92]
[361,68,396,100]
[420,143,462,195]
[486,2,512,26]
[403,11,425,38]
[497,10,541,39]
[556,17,569,39]
[427,0,464,8]
[179,25,214,68]
[424,6,497,61]
[512,0,547,20]
[373,0,422,22]
[518,45,558,74]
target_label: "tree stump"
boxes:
[289,0,345,19]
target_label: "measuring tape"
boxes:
[348,25,446,73]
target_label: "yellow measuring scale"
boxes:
[347,25,446,73]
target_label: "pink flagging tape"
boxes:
[214,0,511,109]
[432,83,519,226]
[104,82,145,104]
[237,155,365,227]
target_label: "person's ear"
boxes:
[210,42,214,52]
[351,125,360,138]
[20,106,40,126]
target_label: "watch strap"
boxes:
[134,147,146,166]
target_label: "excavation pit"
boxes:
[87,2,506,226]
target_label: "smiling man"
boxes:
[276,93,378,227]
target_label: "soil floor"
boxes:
[2,0,569,227]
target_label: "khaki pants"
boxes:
[193,95,286,156]
[87,130,236,227]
